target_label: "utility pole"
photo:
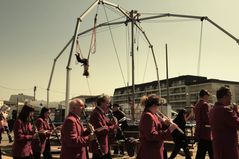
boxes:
[34,86,37,101]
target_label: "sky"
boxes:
[0,0,239,102]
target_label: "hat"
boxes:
[199,89,210,97]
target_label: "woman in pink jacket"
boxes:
[137,94,177,159]
[32,107,52,159]
[12,105,35,159]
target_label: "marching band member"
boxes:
[12,105,36,159]
[0,104,11,159]
[194,89,213,159]
[209,86,239,159]
[32,107,52,159]
[89,94,118,159]
[60,98,94,159]
[136,94,177,159]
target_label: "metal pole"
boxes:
[47,37,73,107]
[65,0,99,118]
[130,10,135,121]
[65,19,80,118]
[166,44,169,104]
[34,86,37,101]
[134,23,161,96]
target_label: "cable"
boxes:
[0,84,33,91]
[103,5,126,87]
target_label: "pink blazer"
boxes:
[60,113,89,159]
[32,117,52,153]
[12,119,34,157]
[209,102,239,159]
[89,107,115,155]
[194,99,211,140]
[136,110,171,159]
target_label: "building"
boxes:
[113,75,239,119]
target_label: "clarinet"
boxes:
[82,110,105,157]
[155,111,184,134]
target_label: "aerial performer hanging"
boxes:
[75,13,97,78]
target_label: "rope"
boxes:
[103,5,126,87]
[86,78,92,95]
[142,47,150,82]
[87,13,98,59]
[197,20,204,76]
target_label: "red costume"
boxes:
[12,119,34,158]
[194,99,211,140]
[209,102,239,159]
[89,107,115,155]
[60,112,89,159]
[136,110,171,159]
[32,117,52,157]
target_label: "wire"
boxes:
[78,16,125,38]
[0,84,33,91]
[103,5,126,87]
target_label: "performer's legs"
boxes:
[206,140,213,159]
[168,143,181,159]
[42,140,52,159]
[195,139,207,159]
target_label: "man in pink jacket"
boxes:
[60,98,94,159]
[194,89,213,159]
[209,86,239,159]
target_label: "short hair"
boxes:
[69,98,84,112]
[199,89,209,98]
[97,94,110,106]
[216,86,230,99]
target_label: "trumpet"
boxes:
[82,110,105,157]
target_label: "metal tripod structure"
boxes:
[46,0,239,119]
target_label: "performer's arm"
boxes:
[13,120,33,142]
[62,118,89,148]
[142,114,171,142]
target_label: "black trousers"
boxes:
[195,139,213,159]
[33,139,52,159]
[168,141,191,159]
[92,153,112,159]
[13,156,33,159]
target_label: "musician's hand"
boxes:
[113,124,119,130]
[168,123,177,133]
[164,118,172,126]
[33,133,39,139]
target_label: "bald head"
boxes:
[69,98,85,116]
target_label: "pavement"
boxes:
[0,132,210,159]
